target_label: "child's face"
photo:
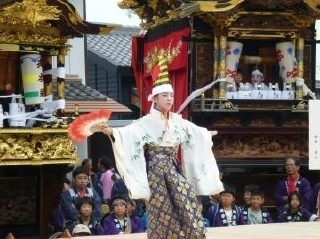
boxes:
[290,195,300,209]
[74,174,89,190]
[244,191,251,205]
[250,195,264,209]
[127,202,135,214]
[220,193,235,207]
[113,203,126,217]
[80,203,92,217]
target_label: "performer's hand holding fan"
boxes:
[68,109,112,142]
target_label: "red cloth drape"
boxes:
[131,21,190,118]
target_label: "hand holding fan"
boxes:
[68,109,112,142]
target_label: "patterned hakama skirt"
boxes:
[145,146,206,239]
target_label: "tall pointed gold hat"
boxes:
[144,40,182,101]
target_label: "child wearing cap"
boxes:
[98,196,143,235]
[72,224,91,237]
[205,183,244,227]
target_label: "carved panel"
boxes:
[0,51,18,92]
[303,44,312,88]
[0,129,79,165]
[0,177,37,225]
[195,42,213,93]
[214,134,308,159]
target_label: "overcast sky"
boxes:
[85,0,140,26]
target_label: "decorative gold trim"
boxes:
[197,0,243,12]
[304,0,320,13]
[0,158,80,166]
[0,128,67,134]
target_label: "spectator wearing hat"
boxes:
[205,183,244,227]
[99,195,144,235]
[72,224,91,237]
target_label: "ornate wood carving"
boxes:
[0,177,37,225]
[0,128,79,166]
[214,134,307,159]
[195,42,213,89]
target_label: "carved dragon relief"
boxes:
[0,0,69,46]
[0,132,79,165]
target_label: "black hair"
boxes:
[82,158,92,167]
[64,177,71,185]
[75,197,95,211]
[244,184,260,193]
[72,166,89,178]
[284,157,301,166]
[288,191,302,209]
[250,188,264,198]
[220,183,236,197]
[99,156,114,170]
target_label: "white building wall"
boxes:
[65,0,86,84]
[66,0,88,161]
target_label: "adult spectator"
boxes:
[275,157,312,214]
[94,156,116,204]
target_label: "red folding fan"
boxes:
[68,109,112,142]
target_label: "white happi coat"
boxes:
[111,109,224,200]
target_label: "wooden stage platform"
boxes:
[67,222,319,239]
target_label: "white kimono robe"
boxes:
[111,109,224,200]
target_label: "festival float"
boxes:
[0,0,121,237]
[121,0,320,213]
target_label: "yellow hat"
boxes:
[145,41,182,101]
[148,51,173,101]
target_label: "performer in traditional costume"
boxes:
[91,47,224,238]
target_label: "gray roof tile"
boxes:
[52,78,108,101]
[86,26,142,67]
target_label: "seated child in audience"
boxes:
[205,183,244,227]
[127,198,143,230]
[241,188,273,224]
[243,184,260,209]
[68,196,100,235]
[197,196,211,227]
[99,195,144,235]
[278,191,320,222]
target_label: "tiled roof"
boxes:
[86,26,142,67]
[52,75,131,114]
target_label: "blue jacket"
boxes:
[60,187,102,223]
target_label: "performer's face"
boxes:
[154,92,174,112]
